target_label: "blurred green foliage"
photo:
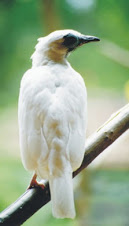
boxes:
[0,1,129,225]
[0,0,129,106]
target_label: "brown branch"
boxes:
[41,0,61,34]
[0,104,129,225]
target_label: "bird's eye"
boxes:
[63,34,79,50]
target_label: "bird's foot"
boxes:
[27,173,45,190]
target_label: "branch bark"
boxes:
[0,104,129,225]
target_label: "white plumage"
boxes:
[18,29,99,219]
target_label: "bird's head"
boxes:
[31,29,100,66]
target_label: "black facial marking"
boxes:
[62,33,79,51]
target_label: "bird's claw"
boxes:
[27,182,45,190]
[27,173,45,190]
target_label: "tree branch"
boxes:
[0,104,129,225]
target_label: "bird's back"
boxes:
[18,63,87,179]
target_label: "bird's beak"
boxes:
[79,35,100,45]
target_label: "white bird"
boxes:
[18,29,100,219]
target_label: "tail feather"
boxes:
[49,172,75,219]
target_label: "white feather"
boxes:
[18,29,87,218]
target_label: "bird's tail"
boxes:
[49,172,75,219]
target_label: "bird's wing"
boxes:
[18,65,87,178]
[63,69,87,171]
[18,67,52,173]
[36,66,87,176]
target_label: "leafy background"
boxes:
[0,0,129,225]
